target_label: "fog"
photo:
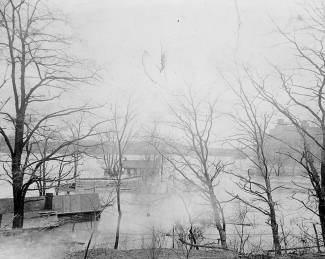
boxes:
[0,0,323,258]
[47,0,301,132]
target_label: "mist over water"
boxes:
[0,156,315,258]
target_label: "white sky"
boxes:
[50,0,302,133]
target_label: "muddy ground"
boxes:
[65,248,325,259]
[65,248,238,259]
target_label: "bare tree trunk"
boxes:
[265,178,281,255]
[269,205,281,254]
[12,112,25,228]
[319,193,325,245]
[218,228,227,249]
[13,194,24,228]
[319,143,325,245]
[114,187,122,249]
[38,168,43,196]
[239,225,245,253]
[189,225,199,250]
[208,186,227,249]
[56,176,61,196]
[73,154,78,184]
[12,177,25,228]
[42,163,46,196]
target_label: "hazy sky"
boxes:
[51,0,303,132]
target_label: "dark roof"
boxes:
[122,160,157,169]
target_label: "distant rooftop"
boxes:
[267,119,322,155]
[269,119,321,138]
[122,160,157,169]
[0,138,245,159]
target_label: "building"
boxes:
[103,159,161,179]
[122,159,159,177]
[268,119,322,154]
[262,119,323,176]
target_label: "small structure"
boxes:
[0,193,102,229]
[52,193,101,221]
[103,159,159,179]
[122,160,158,177]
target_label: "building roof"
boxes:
[121,160,157,169]
[268,119,322,150]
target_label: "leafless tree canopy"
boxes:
[0,0,98,228]
[98,101,136,249]
[152,91,229,249]
[225,83,282,254]
[236,1,325,248]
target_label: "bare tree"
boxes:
[99,102,135,249]
[32,124,74,196]
[68,116,88,185]
[153,91,229,249]
[175,223,204,259]
[226,85,282,255]
[245,2,325,245]
[278,214,293,253]
[0,0,97,228]
[232,204,251,255]
[143,122,164,185]
[146,227,166,259]
[0,66,9,112]
[54,146,74,196]
[30,117,91,196]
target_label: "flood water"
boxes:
[0,156,320,258]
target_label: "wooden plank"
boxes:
[63,195,71,213]
[70,194,81,213]
[80,193,100,212]
[50,193,101,214]
[53,195,63,213]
